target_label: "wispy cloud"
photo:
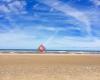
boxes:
[0,28,38,49]
[45,36,100,50]
[0,0,26,14]
[0,5,10,13]
[7,0,26,14]
[38,0,92,37]
[0,0,27,30]
[90,0,100,6]
[0,0,100,50]
[37,0,94,46]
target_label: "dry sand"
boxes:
[0,54,100,80]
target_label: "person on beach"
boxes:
[38,44,46,53]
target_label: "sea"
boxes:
[0,49,100,54]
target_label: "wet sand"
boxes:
[0,54,100,80]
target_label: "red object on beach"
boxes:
[38,44,46,53]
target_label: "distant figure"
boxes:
[38,44,46,53]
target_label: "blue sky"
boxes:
[0,0,100,50]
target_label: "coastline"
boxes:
[0,53,100,64]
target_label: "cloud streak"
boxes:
[0,0,100,50]
[37,0,94,46]
[38,0,92,37]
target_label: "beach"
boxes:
[0,54,100,80]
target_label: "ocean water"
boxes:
[0,49,99,54]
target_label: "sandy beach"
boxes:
[0,54,100,80]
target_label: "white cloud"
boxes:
[91,0,100,6]
[45,36,100,50]
[35,25,67,31]
[38,0,92,37]
[37,0,94,46]
[0,29,38,49]
[0,5,10,13]
[0,25,99,50]
[0,0,26,14]
[7,0,26,14]
[0,0,28,29]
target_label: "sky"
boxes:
[0,0,100,50]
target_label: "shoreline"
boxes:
[0,53,100,55]
[0,53,100,64]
